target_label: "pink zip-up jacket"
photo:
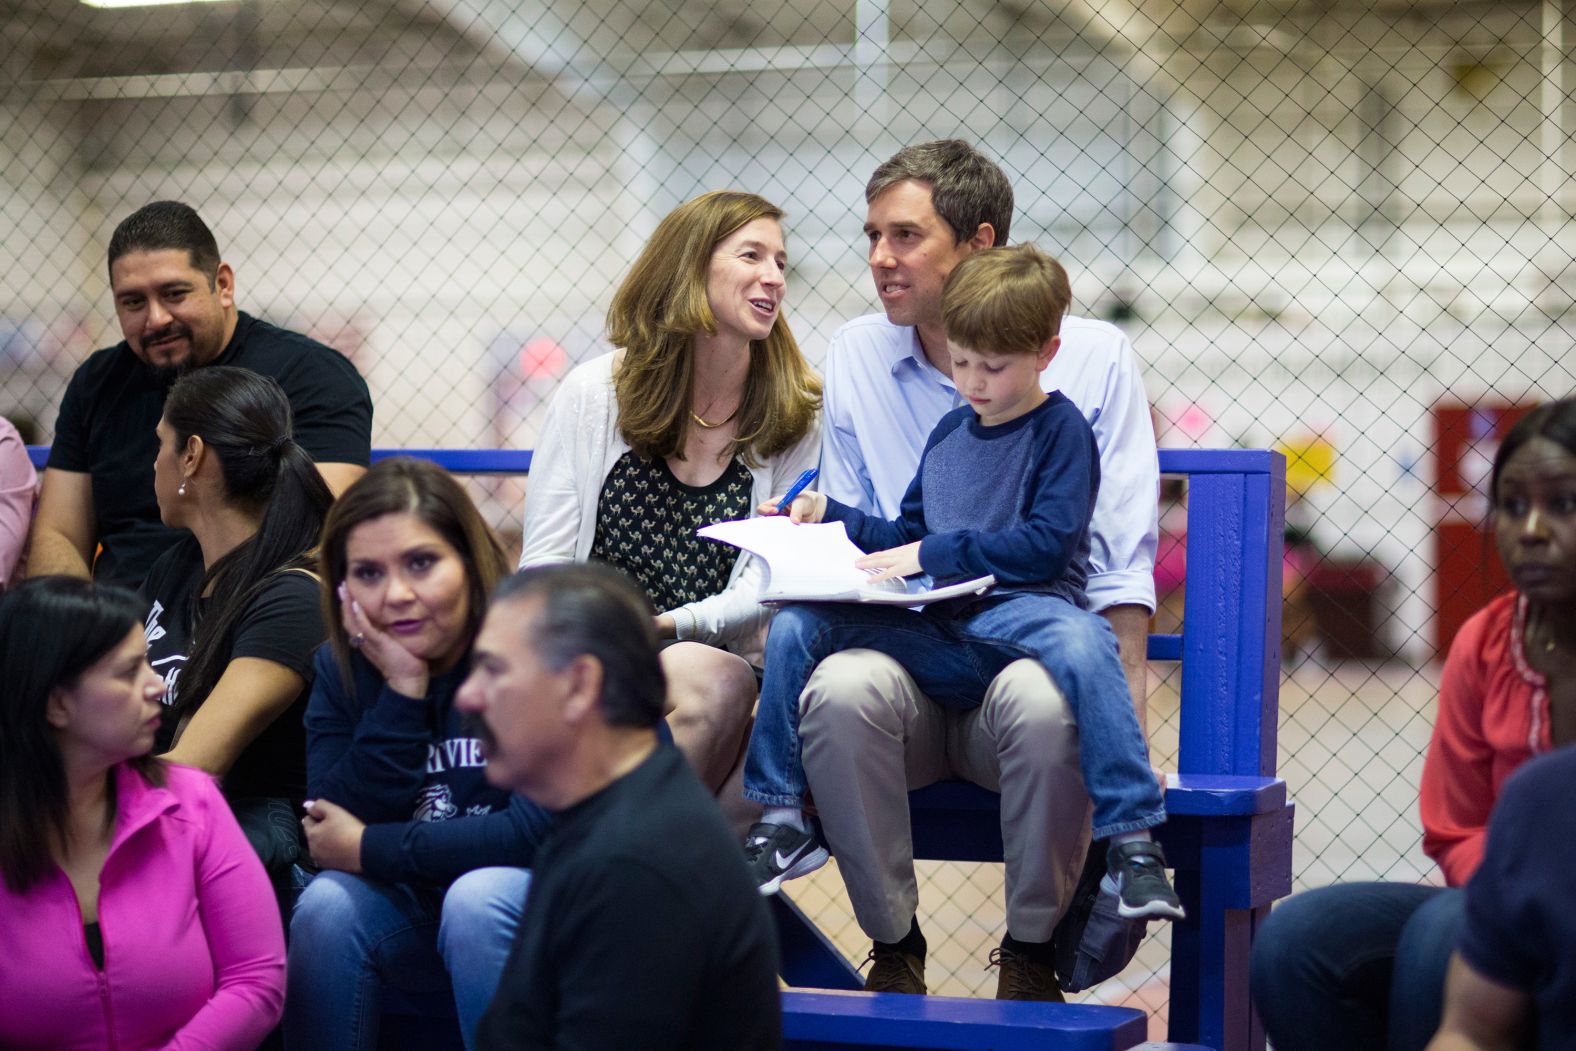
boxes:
[0,762,285,1050]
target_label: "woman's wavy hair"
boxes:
[161,367,334,724]
[0,577,159,894]
[607,190,821,465]
[318,458,511,690]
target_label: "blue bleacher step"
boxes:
[782,989,1149,1050]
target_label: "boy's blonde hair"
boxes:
[941,244,1071,356]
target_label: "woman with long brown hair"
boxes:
[520,189,822,794]
[285,458,551,1051]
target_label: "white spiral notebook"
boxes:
[697,516,996,605]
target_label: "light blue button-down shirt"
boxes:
[819,313,1159,613]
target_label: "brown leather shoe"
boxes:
[862,945,926,995]
[988,946,1065,1002]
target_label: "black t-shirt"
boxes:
[140,534,324,803]
[477,743,781,1051]
[49,312,372,585]
[1458,745,1576,1047]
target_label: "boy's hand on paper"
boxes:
[857,542,922,582]
[757,491,826,524]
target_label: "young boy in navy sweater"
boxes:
[740,244,1181,927]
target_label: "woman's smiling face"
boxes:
[705,217,787,345]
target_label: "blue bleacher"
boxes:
[24,444,1291,1051]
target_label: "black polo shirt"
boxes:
[48,312,372,585]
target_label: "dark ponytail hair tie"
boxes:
[268,435,290,455]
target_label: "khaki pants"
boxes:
[799,650,1091,944]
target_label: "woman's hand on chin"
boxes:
[339,582,429,698]
[302,798,366,873]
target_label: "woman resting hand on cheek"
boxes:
[285,459,552,1051]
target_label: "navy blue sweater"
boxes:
[305,644,553,885]
[823,394,1099,608]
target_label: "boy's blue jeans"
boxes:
[743,591,1165,840]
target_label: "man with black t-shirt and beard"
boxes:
[459,564,781,1051]
[29,200,372,586]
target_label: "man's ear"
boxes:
[560,654,605,725]
[969,222,997,251]
[213,262,236,310]
[45,686,71,731]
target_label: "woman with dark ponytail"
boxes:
[139,365,334,877]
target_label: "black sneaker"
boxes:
[1106,840,1185,921]
[743,821,829,895]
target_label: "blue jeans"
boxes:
[743,592,1164,839]
[284,866,531,1051]
[1250,882,1464,1051]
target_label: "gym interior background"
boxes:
[4,0,1574,1034]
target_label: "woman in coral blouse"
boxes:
[0,576,285,1050]
[1251,396,1576,1051]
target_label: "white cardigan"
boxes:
[519,352,820,650]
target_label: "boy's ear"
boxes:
[1036,335,1061,370]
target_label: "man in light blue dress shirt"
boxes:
[794,140,1161,1000]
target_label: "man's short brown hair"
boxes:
[865,140,1013,246]
[941,244,1071,356]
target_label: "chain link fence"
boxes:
[5,0,1575,1034]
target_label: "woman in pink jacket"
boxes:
[0,576,285,1050]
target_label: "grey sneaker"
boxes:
[742,821,828,895]
[1107,840,1186,921]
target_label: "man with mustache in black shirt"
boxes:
[30,200,371,585]
[459,564,781,1051]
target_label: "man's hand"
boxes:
[757,491,826,524]
[302,798,366,873]
[857,542,922,583]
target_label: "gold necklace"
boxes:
[690,407,738,429]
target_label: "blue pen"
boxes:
[775,468,819,514]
